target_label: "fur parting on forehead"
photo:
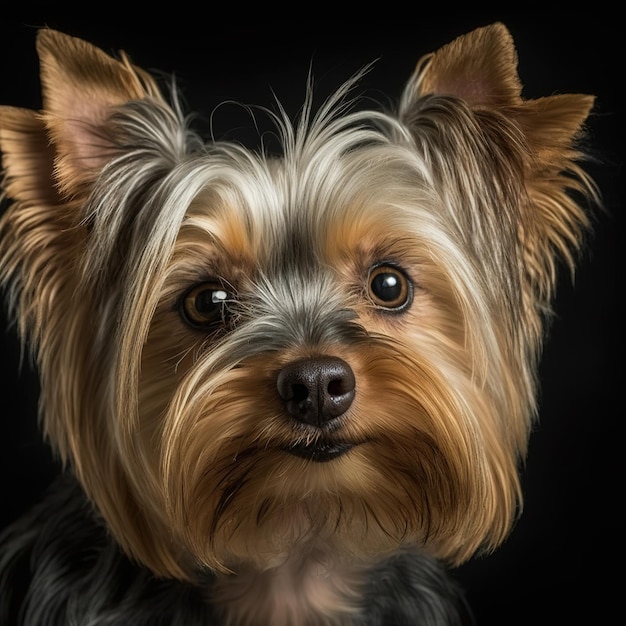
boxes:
[194,176,423,281]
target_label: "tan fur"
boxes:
[0,22,599,624]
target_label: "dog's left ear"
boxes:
[400,21,594,152]
[398,21,597,293]
[403,21,523,110]
[0,28,164,202]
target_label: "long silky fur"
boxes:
[0,22,599,626]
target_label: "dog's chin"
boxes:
[282,440,355,462]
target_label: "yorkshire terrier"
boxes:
[0,22,598,625]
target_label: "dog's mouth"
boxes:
[282,440,355,462]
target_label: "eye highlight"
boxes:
[367,264,413,312]
[179,281,232,329]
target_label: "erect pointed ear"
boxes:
[39,28,166,196]
[406,21,523,108]
[0,28,164,202]
[400,22,594,159]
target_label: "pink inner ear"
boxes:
[432,75,497,105]
[63,113,115,172]
[45,82,121,176]
[422,53,522,109]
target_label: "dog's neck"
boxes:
[212,548,364,626]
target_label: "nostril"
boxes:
[291,383,309,403]
[328,379,346,396]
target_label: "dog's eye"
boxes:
[180,282,232,329]
[367,264,413,311]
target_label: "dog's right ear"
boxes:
[0,28,164,203]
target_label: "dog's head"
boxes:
[0,23,597,579]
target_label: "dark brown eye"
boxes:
[180,282,232,329]
[368,264,412,311]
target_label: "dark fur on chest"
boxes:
[0,474,472,625]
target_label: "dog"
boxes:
[0,22,599,625]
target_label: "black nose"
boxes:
[276,356,356,426]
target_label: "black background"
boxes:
[0,11,622,625]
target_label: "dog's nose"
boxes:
[276,356,356,426]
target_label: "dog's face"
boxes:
[0,23,596,580]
